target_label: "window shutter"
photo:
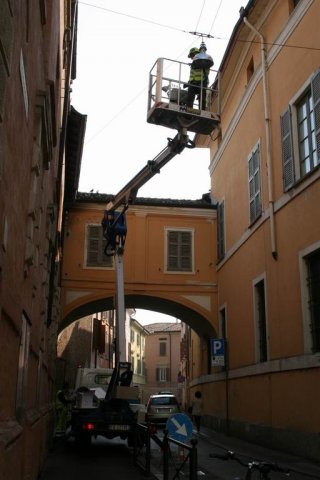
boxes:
[167,230,192,271]
[87,225,113,267]
[180,232,192,270]
[248,145,262,223]
[280,107,295,190]
[159,342,166,356]
[217,201,225,261]
[168,231,179,270]
[311,69,320,162]
[87,226,100,265]
[156,368,159,381]
[166,367,170,382]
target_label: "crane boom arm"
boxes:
[102,128,194,365]
[106,129,194,212]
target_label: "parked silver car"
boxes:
[146,392,180,425]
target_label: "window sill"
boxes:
[285,163,320,192]
[248,212,263,229]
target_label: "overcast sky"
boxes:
[72,0,245,201]
[72,0,246,324]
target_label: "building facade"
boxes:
[143,322,181,403]
[0,1,85,478]
[192,0,320,460]
[57,311,116,389]
[130,317,148,395]
[60,194,217,348]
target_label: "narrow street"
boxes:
[40,435,145,480]
[40,428,320,480]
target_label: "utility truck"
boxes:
[71,362,143,445]
[75,367,113,398]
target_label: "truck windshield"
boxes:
[94,375,110,385]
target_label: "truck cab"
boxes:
[71,363,145,446]
[75,367,114,401]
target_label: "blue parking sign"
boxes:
[210,338,225,366]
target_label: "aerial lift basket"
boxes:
[147,57,220,135]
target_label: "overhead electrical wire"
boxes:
[79,1,320,51]
[85,87,147,144]
[194,0,207,33]
[82,0,206,146]
[80,1,320,145]
[79,1,187,34]
[208,0,224,35]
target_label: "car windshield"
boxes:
[151,397,177,406]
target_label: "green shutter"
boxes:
[87,225,113,267]
[248,145,262,223]
[87,226,100,266]
[280,107,295,190]
[217,201,225,261]
[311,69,320,162]
[167,230,192,271]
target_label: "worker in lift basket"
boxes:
[185,47,210,111]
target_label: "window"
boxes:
[86,225,113,268]
[156,366,170,382]
[219,307,227,370]
[92,318,105,353]
[217,200,225,261]
[159,341,167,356]
[35,91,53,168]
[289,0,302,14]
[297,92,317,177]
[94,374,110,386]
[166,229,193,272]
[248,144,262,224]
[136,333,141,346]
[219,307,227,339]
[137,359,141,374]
[247,57,254,83]
[281,70,320,190]
[130,329,135,343]
[306,250,320,352]
[16,313,31,421]
[254,279,268,363]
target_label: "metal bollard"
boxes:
[145,426,151,476]
[163,429,169,480]
[189,438,198,480]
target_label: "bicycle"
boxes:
[209,450,290,480]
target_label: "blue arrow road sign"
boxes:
[166,413,193,443]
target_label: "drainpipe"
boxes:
[243,17,277,259]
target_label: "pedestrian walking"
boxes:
[191,390,203,433]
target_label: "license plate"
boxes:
[108,425,131,431]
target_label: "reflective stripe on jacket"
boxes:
[189,67,209,84]
[55,390,66,409]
